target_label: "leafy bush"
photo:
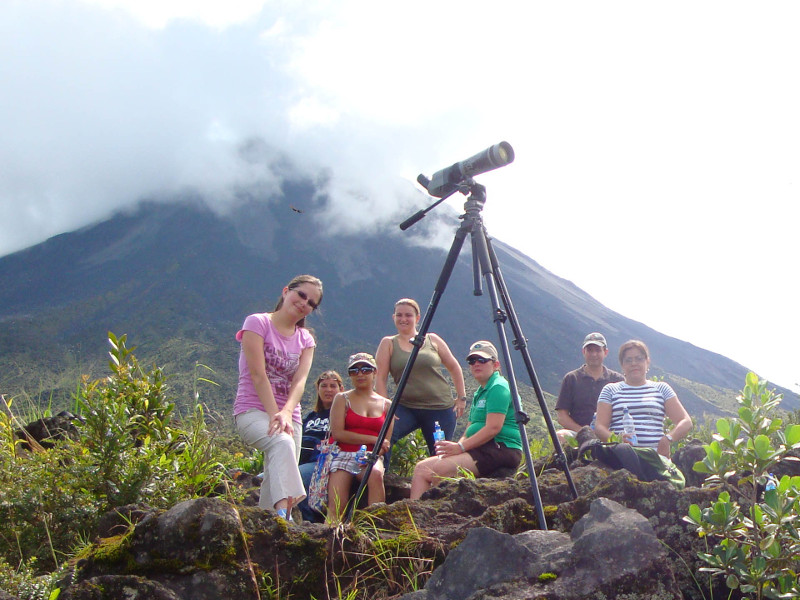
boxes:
[0,332,236,581]
[72,332,177,508]
[390,429,430,477]
[684,372,800,599]
[0,556,61,600]
[0,444,101,572]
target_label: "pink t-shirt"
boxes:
[233,313,316,423]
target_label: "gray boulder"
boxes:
[403,497,682,600]
[62,497,257,600]
[57,575,181,599]
[16,413,81,450]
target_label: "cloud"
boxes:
[76,0,268,29]
[0,1,439,255]
[1,0,798,390]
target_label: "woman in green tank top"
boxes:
[375,298,467,459]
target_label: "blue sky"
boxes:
[1,0,798,392]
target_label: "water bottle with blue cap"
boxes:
[622,406,638,445]
[353,444,368,473]
[765,473,778,491]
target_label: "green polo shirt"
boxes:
[466,371,522,450]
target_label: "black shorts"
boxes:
[467,439,522,476]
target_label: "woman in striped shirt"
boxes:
[595,340,692,458]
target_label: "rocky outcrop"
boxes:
[64,498,259,600]
[15,411,82,450]
[403,498,682,600]
[672,439,709,488]
[59,455,738,600]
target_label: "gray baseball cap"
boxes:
[467,340,498,360]
[582,332,607,349]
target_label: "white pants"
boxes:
[235,409,306,510]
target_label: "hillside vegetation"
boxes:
[1,333,799,599]
[3,198,795,422]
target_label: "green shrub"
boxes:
[0,332,236,575]
[164,402,230,501]
[0,556,61,600]
[391,429,429,477]
[684,372,800,599]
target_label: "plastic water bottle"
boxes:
[590,413,597,431]
[622,406,638,445]
[433,421,445,443]
[765,473,778,491]
[353,444,368,472]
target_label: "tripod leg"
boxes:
[471,233,483,296]
[344,218,472,522]
[482,231,579,500]
[470,227,550,529]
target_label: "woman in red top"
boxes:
[327,352,393,521]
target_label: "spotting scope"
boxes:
[418,142,514,198]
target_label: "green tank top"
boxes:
[389,335,454,409]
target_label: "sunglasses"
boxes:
[467,356,493,365]
[293,289,318,310]
[348,366,376,375]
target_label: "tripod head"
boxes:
[461,181,486,215]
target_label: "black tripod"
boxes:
[345,180,578,525]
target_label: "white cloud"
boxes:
[76,0,267,29]
[1,0,798,391]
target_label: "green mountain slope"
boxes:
[1,191,796,419]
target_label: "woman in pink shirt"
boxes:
[234,274,323,520]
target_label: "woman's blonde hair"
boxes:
[394,298,420,316]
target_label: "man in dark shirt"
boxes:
[555,332,623,443]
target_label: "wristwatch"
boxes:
[456,396,467,402]
[665,433,674,442]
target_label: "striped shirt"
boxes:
[597,381,677,449]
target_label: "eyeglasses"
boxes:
[622,355,647,365]
[348,366,376,375]
[467,356,493,365]
[293,289,318,310]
